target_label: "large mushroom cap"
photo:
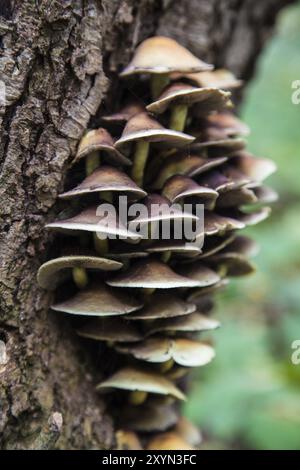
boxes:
[73,128,131,166]
[146,432,194,450]
[77,317,143,342]
[146,82,231,115]
[120,36,213,77]
[115,112,194,148]
[37,255,122,290]
[46,205,141,241]
[52,283,143,316]
[117,337,215,367]
[96,367,186,400]
[106,259,205,289]
[126,292,196,320]
[59,166,146,200]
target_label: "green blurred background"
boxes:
[185,1,300,450]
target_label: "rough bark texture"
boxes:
[0,0,292,450]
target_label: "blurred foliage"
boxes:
[185,1,300,450]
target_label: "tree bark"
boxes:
[0,0,292,450]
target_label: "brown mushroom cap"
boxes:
[116,430,143,450]
[37,255,122,290]
[230,206,271,226]
[187,279,229,302]
[146,432,194,450]
[208,252,256,276]
[204,112,250,137]
[96,367,186,400]
[126,292,196,321]
[120,36,213,77]
[252,185,278,205]
[121,402,178,432]
[152,154,227,190]
[117,337,215,367]
[52,283,143,316]
[216,186,257,208]
[163,174,218,208]
[192,137,246,154]
[146,240,201,258]
[102,101,145,124]
[177,263,221,287]
[172,68,242,89]
[146,82,231,115]
[77,317,143,343]
[199,234,236,259]
[198,167,251,194]
[174,416,202,446]
[46,205,141,241]
[106,259,203,289]
[148,311,220,335]
[73,128,131,166]
[115,112,194,148]
[59,166,146,200]
[233,152,277,182]
[204,212,245,235]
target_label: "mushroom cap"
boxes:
[232,206,271,226]
[208,252,256,276]
[59,166,147,200]
[216,186,257,208]
[252,185,278,205]
[187,279,229,302]
[46,205,141,241]
[192,137,246,154]
[163,174,218,207]
[174,416,202,446]
[177,263,221,287]
[77,317,143,343]
[52,283,143,316]
[115,112,194,148]
[204,112,250,137]
[106,260,203,289]
[120,36,213,77]
[146,82,231,115]
[146,240,201,258]
[126,292,196,320]
[172,68,242,89]
[117,337,215,367]
[146,432,194,450]
[204,212,245,236]
[226,235,259,258]
[233,152,277,182]
[148,312,220,335]
[96,367,186,400]
[102,101,145,124]
[199,234,236,259]
[37,255,122,290]
[198,167,251,194]
[116,430,143,450]
[130,194,198,224]
[73,128,131,166]
[152,154,227,190]
[121,402,178,432]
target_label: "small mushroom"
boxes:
[204,212,245,236]
[162,175,218,209]
[198,167,251,194]
[116,337,216,368]
[216,186,258,208]
[146,432,194,450]
[177,263,221,287]
[146,82,231,131]
[106,259,203,289]
[115,430,143,450]
[251,185,278,205]
[52,283,143,316]
[229,206,271,226]
[199,234,236,259]
[37,255,122,290]
[120,402,178,432]
[148,311,220,335]
[187,279,229,302]
[59,166,146,201]
[73,128,131,175]
[208,252,256,277]
[120,36,213,98]
[96,367,186,402]
[172,68,242,90]
[152,154,228,190]
[77,317,143,343]
[115,112,194,186]
[125,292,196,321]
[232,152,277,182]
[174,416,202,447]
[191,137,246,157]
[204,112,250,137]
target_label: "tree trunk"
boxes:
[0,0,292,450]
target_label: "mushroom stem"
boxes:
[128,390,148,405]
[72,267,89,289]
[151,74,170,100]
[159,358,174,373]
[131,140,150,186]
[170,104,188,132]
[93,232,109,255]
[86,151,100,176]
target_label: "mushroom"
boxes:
[146,432,194,450]
[162,174,218,210]
[146,240,202,259]
[77,317,143,343]
[106,259,206,290]
[59,166,146,202]
[73,128,131,175]
[125,292,196,321]
[177,263,221,287]
[115,112,194,186]
[174,416,202,447]
[102,101,145,125]
[46,205,141,255]
[216,186,258,208]
[96,367,186,405]
[251,185,278,205]
[198,167,251,194]
[187,279,229,303]
[116,337,216,368]
[146,82,231,131]
[203,112,250,138]
[120,36,213,98]
[172,68,242,90]
[115,430,143,450]
[147,311,220,335]
[232,152,277,182]
[37,255,122,290]
[204,212,245,236]
[152,154,227,190]
[198,234,236,259]
[52,283,143,317]
[120,402,178,432]
[208,251,256,277]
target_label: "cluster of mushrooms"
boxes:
[38,37,276,450]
